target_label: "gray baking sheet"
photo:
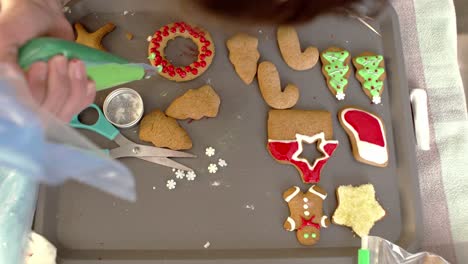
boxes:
[34,1,422,262]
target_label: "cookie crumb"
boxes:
[125,32,134,40]
[203,241,210,248]
[211,181,221,186]
[245,204,255,210]
[205,147,215,157]
[208,164,218,174]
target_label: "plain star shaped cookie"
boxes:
[332,184,386,237]
[74,22,116,51]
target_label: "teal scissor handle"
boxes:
[70,104,120,141]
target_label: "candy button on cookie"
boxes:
[147,22,215,82]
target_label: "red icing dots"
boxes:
[148,21,214,80]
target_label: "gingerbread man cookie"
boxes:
[267,110,339,183]
[226,33,260,85]
[74,23,116,51]
[277,26,319,71]
[353,52,387,104]
[283,185,330,246]
[148,22,215,82]
[257,61,299,109]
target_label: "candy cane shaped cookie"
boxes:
[257,61,299,109]
[277,26,319,71]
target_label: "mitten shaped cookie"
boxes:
[283,185,330,246]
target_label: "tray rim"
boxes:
[33,2,423,262]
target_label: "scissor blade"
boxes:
[138,156,193,171]
[109,144,197,159]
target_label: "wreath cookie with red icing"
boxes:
[148,22,215,82]
[267,110,339,183]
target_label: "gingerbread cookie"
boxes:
[338,107,388,167]
[353,52,387,104]
[226,33,260,85]
[320,47,351,100]
[277,26,319,71]
[332,184,386,237]
[166,85,220,120]
[139,110,192,150]
[267,110,339,183]
[257,61,299,109]
[283,185,330,246]
[147,22,215,82]
[74,22,116,51]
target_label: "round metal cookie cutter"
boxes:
[103,88,144,128]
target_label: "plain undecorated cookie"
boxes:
[227,33,260,85]
[257,61,299,109]
[166,85,221,120]
[268,109,333,140]
[139,110,192,150]
[277,26,319,71]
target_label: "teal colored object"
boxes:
[358,249,370,264]
[18,38,146,91]
[70,104,119,141]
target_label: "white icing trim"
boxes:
[321,216,328,228]
[372,95,382,104]
[308,185,327,200]
[267,139,296,143]
[303,198,309,203]
[291,133,339,171]
[304,211,310,216]
[286,217,295,231]
[284,186,300,202]
[341,108,388,165]
[336,92,346,101]
[303,204,309,209]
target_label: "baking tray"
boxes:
[33,0,422,263]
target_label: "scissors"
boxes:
[70,104,196,171]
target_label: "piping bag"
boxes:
[18,37,162,90]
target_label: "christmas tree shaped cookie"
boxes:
[320,47,351,101]
[353,52,387,104]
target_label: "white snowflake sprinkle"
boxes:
[172,168,176,172]
[336,92,346,101]
[123,10,129,15]
[204,241,210,248]
[186,171,197,181]
[175,170,185,179]
[218,159,228,167]
[147,35,153,42]
[205,147,216,157]
[152,186,156,190]
[208,164,218,174]
[166,179,176,190]
[245,204,255,210]
[372,95,382,104]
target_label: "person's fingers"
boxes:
[47,15,75,41]
[81,81,97,109]
[26,62,49,105]
[57,60,89,121]
[42,55,70,115]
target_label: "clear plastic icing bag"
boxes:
[0,64,136,201]
[368,236,450,264]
